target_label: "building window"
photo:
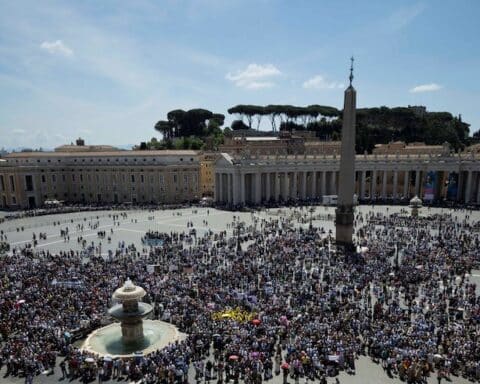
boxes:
[72,175,75,182]
[131,174,135,183]
[41,175,46,183]
[9,176,15,192]
[25,175,34,191]
[184,175,188,184]
[0,175,5,191]
[12,196,16,204]
[52,174,56,183]
[141,174,144,183]
[173,174,177,183]
[159,175,164,184]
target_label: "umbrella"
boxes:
[64,331,71,338]
[250,352,260,358]
[221,313,232,318]
[229,355,239,361]
[134,351,144,356]
[85,357,95,363]
[252,319,261,325]
[281,362,290,369]
[104,355,113,362]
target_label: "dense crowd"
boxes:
[0,207,479,384]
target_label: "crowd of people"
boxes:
[0,206,479,384]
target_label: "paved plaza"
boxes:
[1,205,479,384]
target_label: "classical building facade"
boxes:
[219,131,341,157]
[199,152,221,197]
[214,151,480,205]
[0,144,202,209]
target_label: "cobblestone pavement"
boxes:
[1,205,479,384]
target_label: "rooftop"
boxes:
[5,149,200,158]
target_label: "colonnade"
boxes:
[215,168,480,206]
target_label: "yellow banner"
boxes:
[211,307,257,323]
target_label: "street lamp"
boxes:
[236,220,242,252]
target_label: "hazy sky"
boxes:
[0,0,479,149]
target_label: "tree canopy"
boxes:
[147,104,472,153]
[149,108,225,150]
[228,104,340,132]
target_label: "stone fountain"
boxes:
[82,279,184,357]
[108,279,152,343]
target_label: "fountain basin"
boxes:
[108,302,153,319]
[82,319,184,358]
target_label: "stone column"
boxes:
[465,170,472,203]
[476,172,480,203]
[265,172,271,202]
[321,171,326,197]
[415,171,421,196]
[360,171,366,199]
[218,173,223,203]
[232,173,239,205]
[301,172,307,199]
[371,170,377,199]
[215,173,220,202]
[393,171,398,199]
[255,172,261,204]
[282,172,287,200]
[275,172,280,201]
[476,172,480,204]
[382,171,387,199]
[292,172,298,199]
[403,170,409,198]
[240,173,245,205]
[227,173,232,204]
[332,171,337,195]
[457,171,464,202]
[311,171,317,198]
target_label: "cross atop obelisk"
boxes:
[349,56,354,86]
[335,57,357,252]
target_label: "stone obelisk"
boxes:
[335,57,356,252]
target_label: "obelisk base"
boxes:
[335,206,355,253]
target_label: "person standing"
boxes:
[437,369,443,384]
[60,360,68,379]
